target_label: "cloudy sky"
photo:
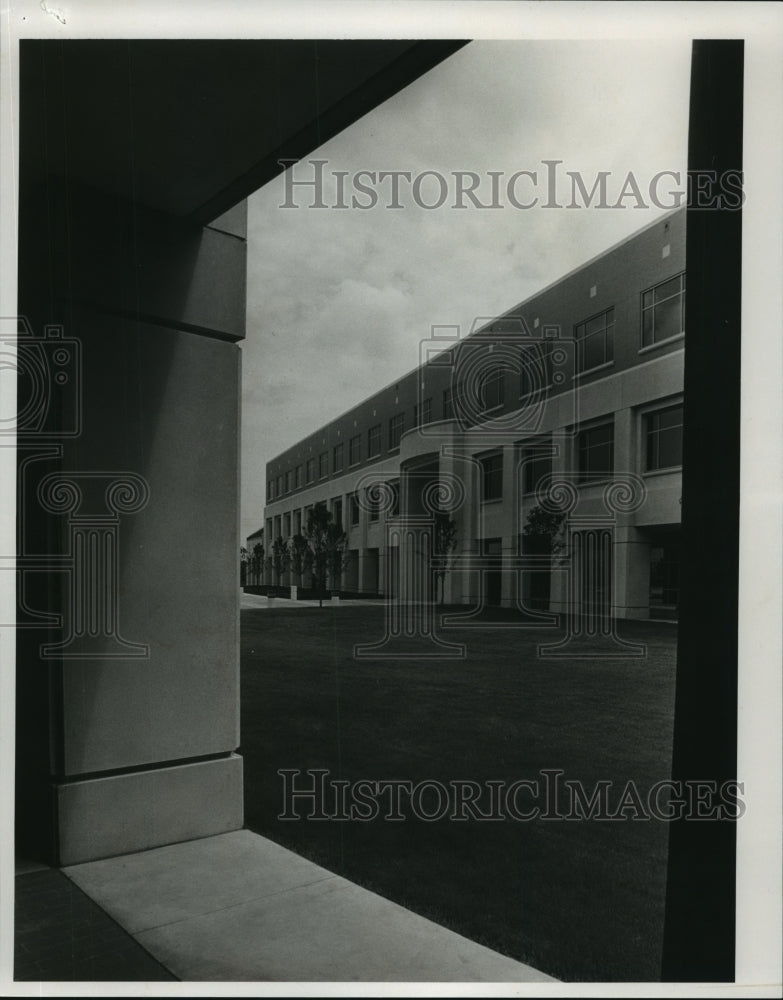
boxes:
[240,39,691,540]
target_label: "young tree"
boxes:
[251,542,264,585]
[522,504,567,610]
[289,533,311,588]
[430,512,459,605]
[268,536,290,593]
[522,505,567,554]
[304,503,348,608]
[325,521,350,595]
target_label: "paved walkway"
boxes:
[15,868,177,981]
[61,830,557,983]
[241,592,383,610]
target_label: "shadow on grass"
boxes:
[239,605,677,982]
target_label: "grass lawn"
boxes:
[239,605,677,982]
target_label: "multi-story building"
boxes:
[262,207,685,620]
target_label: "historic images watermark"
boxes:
[278,768,746,823]
[278,159,744,211]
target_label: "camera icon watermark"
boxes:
[2,316,150,659]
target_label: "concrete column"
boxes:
[610,407,640,618]
[614,526,652,619]
[548,437,571,614]
[447,449,479,605]
[500,443,520,607]
[16,183,247,865]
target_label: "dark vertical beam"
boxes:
[662,40,743,982]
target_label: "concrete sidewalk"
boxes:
[241,592,384,610]
[64,830,557,983]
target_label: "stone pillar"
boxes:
[16,181,247,865]
[500,443,520,607]
[548,437,571,614]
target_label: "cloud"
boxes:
[240,39,691,538]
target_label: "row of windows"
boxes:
[267,483,400,539]
[268,408,428,499]
[481,403,683,502]
[267,274,684,501]
[269,404,681,517]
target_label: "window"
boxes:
[645,404,683,471]
[389,413,405,450]
[332,497,343,528]
[267,479,274,502]
[349,491,360,526]
[519,344,551,399]
[319,451,328,479]
[575,307,614,373]
[294,510,302,535]
[333,443,344,473]
[414,397,432,427]
[389,479,400,516]
[443,386,455,420]
[480,367,504,411]
[295,465,302,489]
[578,422,614,482]
[522,444,553,495]
[368,424,381,458]
[642,273,685,347]
[277,475,283,497]
[481,452,503,502]
[284,512,291,537]
[349,434,361,466]
[285,470,292,493]
[367,485,380,521]
[306,458,315,483]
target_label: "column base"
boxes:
[57,754,243,866]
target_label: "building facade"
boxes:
[262,208,685,620]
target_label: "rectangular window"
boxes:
[390,480,400,516]
[367,485,380,522]
[481,368,504,411]
[481,452,503,502]
[349,434,361,466]
[333,443,344,473]
[274,514,281,538]
[575,307,614,373]
[368,424,381,458]
[284,512,291,537]
[319,451,328,479]
[306,458,315,483]
[443,386,455,420]
[285,470,292,493]
[267,480,274,502]
[295,465,302,489]
[646,404,683,471]
[332,497,343,528]
[294,510,301,535]
[277,475,283,497]
[642,272,685,348]
[413,397,432,427]
[389,413,405,450]
[578,422,614,482]
[520,344,550,399]
[349,491,360,526]
[522,444,553,495]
